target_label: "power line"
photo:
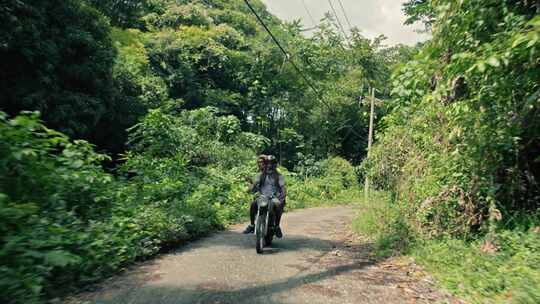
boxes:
[301,26,318,32]
[301,0,317,27]
[336,0,353,31]
[327,0,349,41]
[242,0,331,109]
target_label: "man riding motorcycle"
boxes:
[243,155,286,238]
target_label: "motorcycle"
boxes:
[254,194,280,254]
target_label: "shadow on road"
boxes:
[83,231,382,304]
[172,229,356,255]
[74,207,389,304]
[95,259,375,304]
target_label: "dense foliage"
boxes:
[1,0,404,163]
[354,193,540,303]
[5,0,538,303]
[0,110,359,303]
[1,1,382,302]
[0,0,403,295]
[356,1,540,302]
[0,0,131,154]
[364,0,539,237]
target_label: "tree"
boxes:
[402,0,435,30]
[0,0,117,148]
[367,0,540,235]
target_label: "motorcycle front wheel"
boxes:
[255,211,266,254]
[264,233,273,246]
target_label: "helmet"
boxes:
[266,155,277,164]
[266,155,278,168]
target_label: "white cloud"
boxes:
[260,0,429,45]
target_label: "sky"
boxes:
[260,0,430,46]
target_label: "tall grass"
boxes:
[353,192,540,303]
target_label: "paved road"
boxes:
[71,206,460,304]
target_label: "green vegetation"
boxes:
[287,156,361,209]
[353,193,415,257]
[2,0,538,303]
[354,195,540,303]
[3,1,382,302]
[414,232,540,303]
[356,1,540,303]
[0,109,254,303]
[0,111,359,303]
[1,0,406,162]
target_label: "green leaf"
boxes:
[477,61,486,72]
[486,57,500,67]
[72,160,84,168]
[44,250,80,267]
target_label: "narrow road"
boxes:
[70,206,459,304]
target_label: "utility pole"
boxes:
[364,87,375,201]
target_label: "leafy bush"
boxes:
[412,230,540,304]
[0,0,128,152]
[0,109,260,303]
[352,192,416,257]
[147,3,212,29]
[287,156,361,209]
[354,193,540,303]
[0,110,363,303]
[356,1,540,302]
[364,1,540,237]
[0,112,115,303]
[1,1,388,302]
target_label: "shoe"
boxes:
[275,226,283,238]
[243,224,254,234]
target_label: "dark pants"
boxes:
[250,199,285,227]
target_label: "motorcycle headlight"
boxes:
[257,196,269,208]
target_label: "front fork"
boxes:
[256,203,275,238]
